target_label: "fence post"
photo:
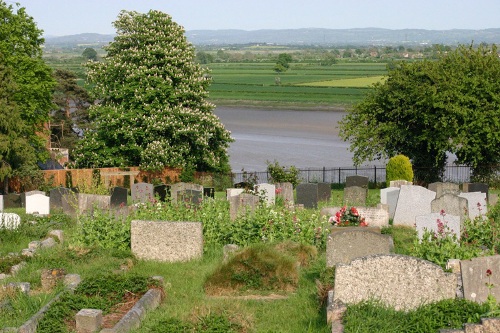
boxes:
[338,167,341,184]
[323,167,325,183]
[374,165,377,185]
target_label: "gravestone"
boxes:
[226,188,244,200]
[389,180,413,188]
[131,220,203,262]
[61,190,80,216]
[25,193,50,215]
[343,186,367,206]
[460,255,500,304]
[0,195,3,211]
[78,194,111,213]
[326,229,394,267]
[317,182,331,202]
[428,182,460,198]
[50,187,78,212]
[334,254,457,311]
[393,185,436,227]
[203,187,215,199]
[170,182,203,203]
[110,186,128,208]
[229,192,260,220]
[4,193,21,209]
[380,187,400,219]
[458,192,488,221]
[254,183,275,206]
[275,182,294,207]
[431,193,468,222]
[234,181,252,190]
[153,184,170,202]
[321,205,389,228]
[463,183,489,200]
[296,183,318,209]
[0,213,21,229]
[177,189,202,206]
[415,212,461,241]
[131,182,154,203]
[345,175,369,188]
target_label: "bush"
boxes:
[386,154,413,184]
[266,160,300,188]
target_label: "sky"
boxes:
[8,0,500,36]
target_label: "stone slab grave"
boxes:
[131,182,154,203]
[177,189,203,206]
[20,190,46,208]
[226,188,244,200]
[50,187,78,212]
[463,182,489,200]
[0,212,21,229]
[229,192,260,220]
[345,175,369,188]
[334,254,457,311]
[389,179,413,188]
[431,193,468,222]
[326,228,394,267]
[131,220,203,262]
[4,193,21,209]
[380,186,400,219]
[254,183,275,206]
[343,186,367,206]
[460,255,500,304]
[25,193,50,215]
[78,193,111,213]
[275,182,294,207]
[170,182,203,203]
[321,205,389,228]
[415,212,461,241]
[428,182,460,198]
[296,183,318,209]
[393,185,436,227]
[317,182,331,202]
[154,184,170,202]
[110,186,128,208]
[0,195,3,211]
[459,192,488,221]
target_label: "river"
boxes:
[214,106,356,172]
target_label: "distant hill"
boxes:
[44,28,500,47]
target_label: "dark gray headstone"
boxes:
[203,187,215,199]
[177,190,202,206]
[50,187,77,211]
[318,182,331,202]
[110,187,128,208]
[464,183,489,200]
[345,175,369,188]
[296,183,318,208]
[4,193,22,209]
[154,184,170,202]
[234,182,251,190]
[131,182,154,203]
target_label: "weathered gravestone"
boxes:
[393,185,436,227]
[321,205,389,228]
[131,220,203,262]
[431,193,468,222]
[226,188,244,200]
[234,182,252,190]
[170,182,203,204]
[345,175,369,188]
[389,180,413,188]
[0,213,21,229]
[229,193,260,221]
[317,182,331,202]
[0,195,3,211]
[78,194,111,213]
[153,184,170,202]
[334,254,457,311]
[458,192,488,221]
[177,189,202,206]
[275,182,294,207]
[428,182,460,198]
[463,183,489,200]
[343,186,367,206]
[131,182,154,203]
[25,193,50,215]
[380,187,400,219]
[50,187,78,212]
[415,212,461,241]
[4,193,21,209]
[296,183,318,209]
[254,183,275,206]
[326,229,393,267]
[110,186,128,208]
[203,187,215,199]
[460,255,500,304]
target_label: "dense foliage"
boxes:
[73,10,232,172]
[339,44,500,183]
[0,1,55,192]
[386,154,414,184]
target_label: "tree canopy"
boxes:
[73,10,233,172]
[339,44,500,183]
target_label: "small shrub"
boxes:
[386,154,413,184]
[266,160,300,188]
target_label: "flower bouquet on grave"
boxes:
[329,206,368,227]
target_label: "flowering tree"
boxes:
[73,10,232,172]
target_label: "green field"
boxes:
[206,62,387,108]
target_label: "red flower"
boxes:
[486,269,492,277]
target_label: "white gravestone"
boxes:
[393,185,436,227]
[25,193,50,215]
